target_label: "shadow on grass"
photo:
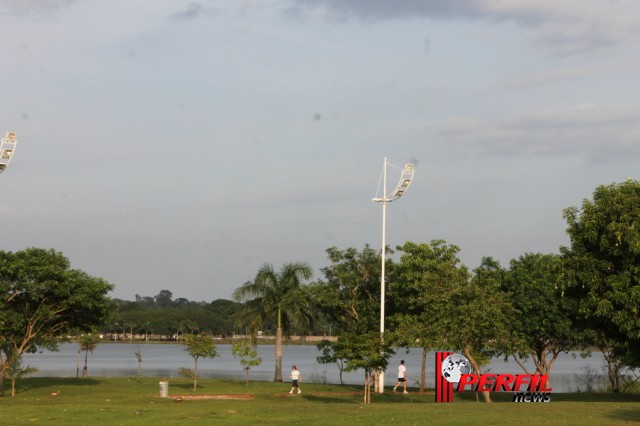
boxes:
[171,382,197,391]
[606,408,640,423]
[15,377,103,393]
[302,395,358,404]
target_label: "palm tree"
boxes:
[233,262,313,382]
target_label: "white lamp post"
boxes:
[0,131,17,174]
[372,158,414,393]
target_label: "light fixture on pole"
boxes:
[0,131,17,174]
[372,157,414,393]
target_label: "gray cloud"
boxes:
[0,0,79,18]
[168,2,211,21]
[434,103,640,159]
[290,0,486,21]
[290,0,640,56]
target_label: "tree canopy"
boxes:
[502,253,581,376]
[563,179,640,367]
[0,248,114,396]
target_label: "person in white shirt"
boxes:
[289,365,302,395]
[393,360,408,393]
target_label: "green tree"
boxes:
[316,340,346,385]
[311,246,381,334]
[232,340,262,386]
[0,248,114,397]
[309,245,388,391]
[563,179,640,386]
[388,240,469,392]
[78,333,102,378]
[5,355,37,397]
[233,262,313,382]
[502,253,581,377]
[181,334,219,390]
[439,257,514,403]
[329,331,394,404]
[154,290,174,308]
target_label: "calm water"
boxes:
[22,343,607,392]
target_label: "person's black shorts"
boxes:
[292,380,299,387]
[397,378,405,382]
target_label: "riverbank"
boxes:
[22,342,609,393]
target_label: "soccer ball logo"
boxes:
[441,354,472,383]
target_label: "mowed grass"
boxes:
[1,377,640,425]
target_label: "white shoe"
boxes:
[289,391,293,394]
[403,391,408,394]
[393,387,397,392]
[298,390,302,394]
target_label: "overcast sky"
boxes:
[1,0,639,302]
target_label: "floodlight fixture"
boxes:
[0,131,17,174]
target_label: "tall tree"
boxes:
[0,248,114,397]
[563,179,640,382]
[233,262,313,382]
[410,257,513,402]
[154,290,174,308]
[388,240,470,392]
[309,245,385,388]
[502,253,582,377]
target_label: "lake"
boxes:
[22,342,608,393]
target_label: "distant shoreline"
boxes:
[65,335,339,346]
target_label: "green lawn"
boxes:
[1,377,639,425]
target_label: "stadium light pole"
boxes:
[0,131,17,174]
[372,158,414,393]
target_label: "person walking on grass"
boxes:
[393,360,408,393]
[289,365,302,395]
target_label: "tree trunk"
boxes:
[274,327,283,382]
[0,357,6,396]
[11,377,16,397]
[194,358,199,391]
[363,370,371,404]
[464,344,492,403]
[607,357,621,392]
[83,350,89,378]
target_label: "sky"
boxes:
[1,0,639,302]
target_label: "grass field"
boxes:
[1,377,639,425]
